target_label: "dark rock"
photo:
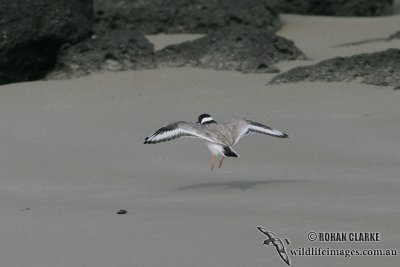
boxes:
[155,26,304,73]
[47,29,155,79]
[116,209,127,214]
[0,0,93,85]
[277,0,393,16]
[269,49,400,89]
[94,0,280,34]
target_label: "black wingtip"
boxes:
[276,132,289,138]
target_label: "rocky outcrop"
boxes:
[155,26,304,73]
[0,0,93,85]
[48,29,155,79]
[277,0,393,16]
[94,0,280,34]
[269,49,400,89]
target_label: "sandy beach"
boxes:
[0,11,399,267]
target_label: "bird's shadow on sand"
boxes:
[173,179,307,191]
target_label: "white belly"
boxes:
[206,142,224,156]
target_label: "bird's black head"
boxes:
[197,114,216,125]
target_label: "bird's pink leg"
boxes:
[210,155,215,171]
[218,157,225,168]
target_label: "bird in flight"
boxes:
[144,114,288,171]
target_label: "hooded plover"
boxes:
[144,114,288,171]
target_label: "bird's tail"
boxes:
[223,146,239,157]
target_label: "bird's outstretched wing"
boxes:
[257,226,291,266]
[230,119,288,145]
[144,121,220,144]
